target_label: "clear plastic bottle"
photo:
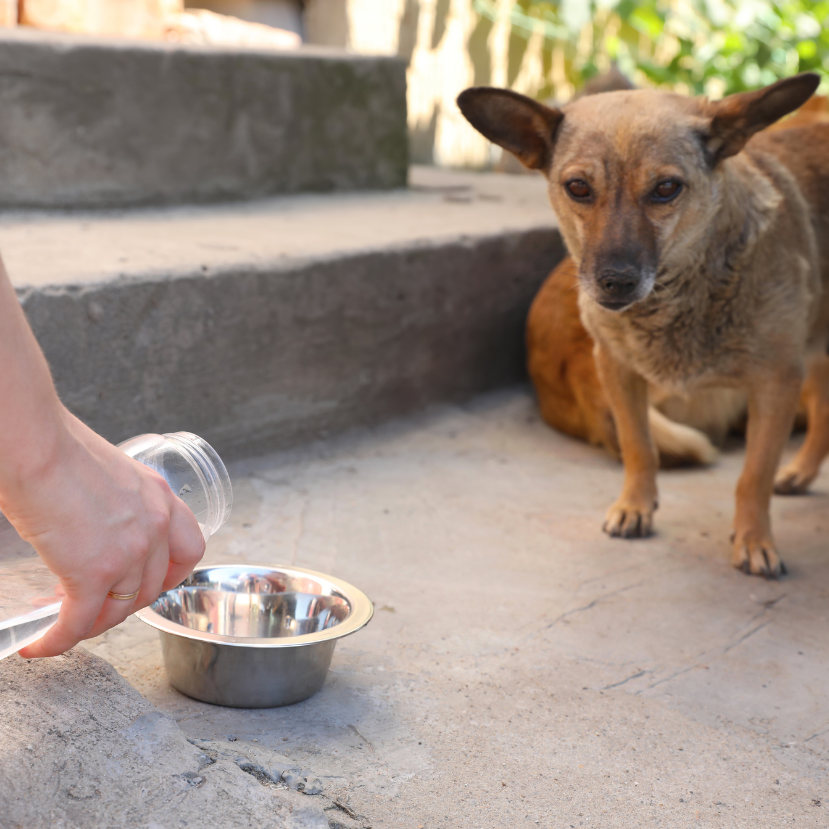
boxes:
[0,431,232,660]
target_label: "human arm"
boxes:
[0,255,205,657]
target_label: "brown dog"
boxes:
[526,98,829,468]
[459,75,829,577]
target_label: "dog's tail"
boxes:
[648,407,718,467]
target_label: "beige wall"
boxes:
[183,0,302,34]
[0,0,16,26]
[305,0,550,167]
[17,0,304,37]
[20,1,183,37]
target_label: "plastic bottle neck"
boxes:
[162,432,232,538]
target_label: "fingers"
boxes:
[85,532,171,637]
[25,553,164,653]
[19,591,107,658]
[20,478,206,657]
[83,588,142,641]
[131,537,171,611]
[161,496,205,592]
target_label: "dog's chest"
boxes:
[585,283,750,390]
[627,308,743,388]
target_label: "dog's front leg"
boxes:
[733,367,802,578]
[774,352,829,494]
[595,345,657,538]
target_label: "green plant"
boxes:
[475,0,829,98]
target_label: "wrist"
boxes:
[0,396,70,517]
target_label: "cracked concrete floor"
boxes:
[89,388,829,828]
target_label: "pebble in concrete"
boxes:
[192,738,324,795]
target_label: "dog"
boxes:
[505,70,739,466]
[459,74,829,577]
[525,97,829,468]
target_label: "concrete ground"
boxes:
[90,388,829,828]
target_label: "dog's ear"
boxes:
[457,87,563,171]
[705,73,821,161]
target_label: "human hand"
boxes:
[4,409,205,657]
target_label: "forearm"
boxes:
[0,256,65,510]
[0,253,204,658]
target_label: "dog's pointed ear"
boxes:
[705,73,821,162]
[457,87,563,171]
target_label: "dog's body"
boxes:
[460,76,829,577]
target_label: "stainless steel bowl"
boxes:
[135,564,373,708]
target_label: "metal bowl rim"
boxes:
[134,563,374,648]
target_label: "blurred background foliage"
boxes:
[472,0,829,100]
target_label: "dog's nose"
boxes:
[598,268,639,308]
[599,268,639,295]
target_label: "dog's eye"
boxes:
[652,180,682,202]
[565,179,592,200]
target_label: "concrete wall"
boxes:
[0,28,408,207]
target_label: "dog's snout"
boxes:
[597,268,640,309]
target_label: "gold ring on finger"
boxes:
[107,589,140,601]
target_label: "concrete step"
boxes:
[6,166,564,459]
[0,28,407,209]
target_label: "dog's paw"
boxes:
[731,533,787,579]
[774,462,817,496]
[602,498,656,539]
